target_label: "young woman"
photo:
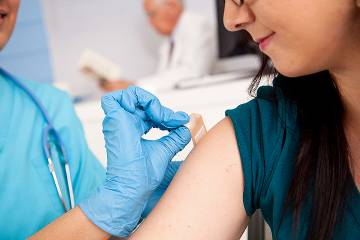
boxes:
[126,0,360,239]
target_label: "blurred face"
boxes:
[0,0,20,50]
[224,0,360,77]
[144,0,183,36]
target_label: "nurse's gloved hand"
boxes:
[80,86,191,237]
[142,160,182,218]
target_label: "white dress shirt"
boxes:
[138,11,217,92]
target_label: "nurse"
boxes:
[0,0,191,239]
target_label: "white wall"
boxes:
[41,0,216,96]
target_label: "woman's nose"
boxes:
[223,2,254,32]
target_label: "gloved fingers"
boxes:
[132,107,153,134]
[103,108,144,159]
[102,91,154,135]
[106,86,190,128]
[129,87,190,129]
[157,126,191,160]
[101,88,143,116]
[101,91,126,115]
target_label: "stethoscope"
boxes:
[0,68,75,212]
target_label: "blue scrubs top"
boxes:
[0,73,105,239]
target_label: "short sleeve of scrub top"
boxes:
[225,78,360,239]
[0,74,105,239]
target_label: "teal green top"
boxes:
[0,73,105,239]
[225,80,360,239]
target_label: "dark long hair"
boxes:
[251,55,353,239]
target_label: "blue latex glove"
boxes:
[142,161,182,218]
[80,86,191,237]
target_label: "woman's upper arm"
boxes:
[130,117,249,240]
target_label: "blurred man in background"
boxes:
[101,0,217,92]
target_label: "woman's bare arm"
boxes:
[29,207,112,240]
[30,117,248,240]
[130,117,249,240]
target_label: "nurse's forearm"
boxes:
[29,207,115,240]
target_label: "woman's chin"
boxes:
[273,60,320,78]
[277,69,304,78]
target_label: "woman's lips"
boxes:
[256,33,275,51]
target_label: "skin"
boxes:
[29,208,111,240]
[224,0,360,78]
[224,0,360,190]
[2,0,359,239]
[0,0,20,50]
[129,118,248,239]
[143,0,183,36]
[99,78,133,92]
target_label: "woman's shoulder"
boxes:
[225,80,300,216]
[226,82,298,154]
[226,79,298,132]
